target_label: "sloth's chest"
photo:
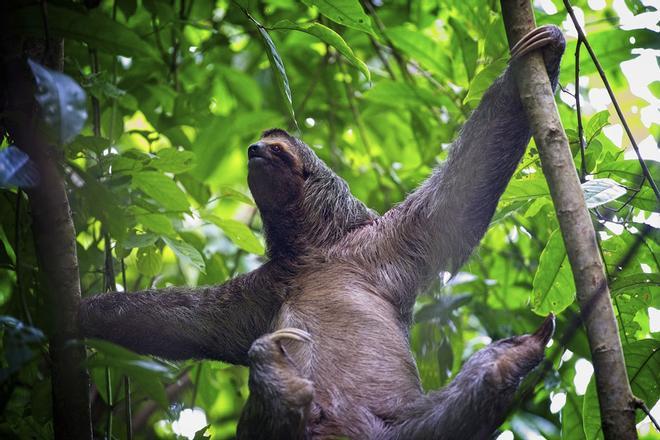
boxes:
[272,268,423,416]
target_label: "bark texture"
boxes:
[0,35,93,440]
[500,1,638,438]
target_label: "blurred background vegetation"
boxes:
[0,0,658,438]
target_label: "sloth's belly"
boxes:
[273,269,423,424]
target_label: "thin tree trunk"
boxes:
[0,37,93,440]
[499,1,637,438]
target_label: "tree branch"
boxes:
[500,1,638,438]
[0,36,92,439]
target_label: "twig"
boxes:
[574,39,586,182]
[14,190,33,326]
[562,0,660,200]
[635,397,660,432]
[121,258,133,440]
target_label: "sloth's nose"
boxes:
[248,142,266,159]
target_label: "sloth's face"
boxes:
[247,130,308,213]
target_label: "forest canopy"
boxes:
[0,0,658,439]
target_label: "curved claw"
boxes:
[270,327,312,343]
[509,25,557,60]
[532,313,556,345]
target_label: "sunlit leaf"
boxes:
[274,20,370,81]
[136,245,162,276]
[532,229,576,315]
[585,110,610,143]
[464,58,507,105]
[28,59,87,145]
[162,237,206,273]
[132,171,190,212]
[151,148,196,174]
[301,0,374,35]
[206,215,265,255]
[449,17,478,82]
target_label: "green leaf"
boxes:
[273,20,370,81]
[162,237,206,273]
[132,171,190,212]
[11,5,159,60]
[219,187,255,206]
[151,149,196,174]
[120,232,158,250]
[582,178,627,208]
[532,229,576,315]
[130,207,176,237]
[582,380,602,440]
[136,245,162,276]
[256,26,298,130]
[561,390,585,439]
[464,58,508,105]
[611,273,660,295]
[28,59,87,145]
[301,0,374,35]
[502,178,550,202]
[585,110,610,143]
[385,27,452,78]
[625,339,660,421]
[449,17,478,82]
[207,215,265,255]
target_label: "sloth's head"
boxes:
[247,128,375,252]
[246,128,318,214]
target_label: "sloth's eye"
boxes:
[270,144,282,153]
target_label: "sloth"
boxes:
[80,25,565,439]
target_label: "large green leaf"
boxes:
[532,229,576,315]
[273,20,370,81]
[10,5,159,60]
[301,0,374,35]
[132,171,190,212]
[625,339,660,419]
[385,27,452,78]
[162,237,206,273]
[135,245,162,276]
[207,215,265,255]
[502,178,550,202]
[464,58,507,105]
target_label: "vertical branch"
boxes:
[0,36,92,440]
[500,1,638,439]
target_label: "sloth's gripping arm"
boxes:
[392,315,555,439]
[78,263,284,365]
[358,26,564,308]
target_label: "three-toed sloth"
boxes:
[81,25,565,440]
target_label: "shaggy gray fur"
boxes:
[79,27,565,439]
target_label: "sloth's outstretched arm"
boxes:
[355,26,565,310]
[390,315,555,440]
[78,263,285,365]
[237,328,314,440]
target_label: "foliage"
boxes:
[1,0,658,438]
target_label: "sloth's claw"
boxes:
[510,25,559,60]
[270,327,312,343]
